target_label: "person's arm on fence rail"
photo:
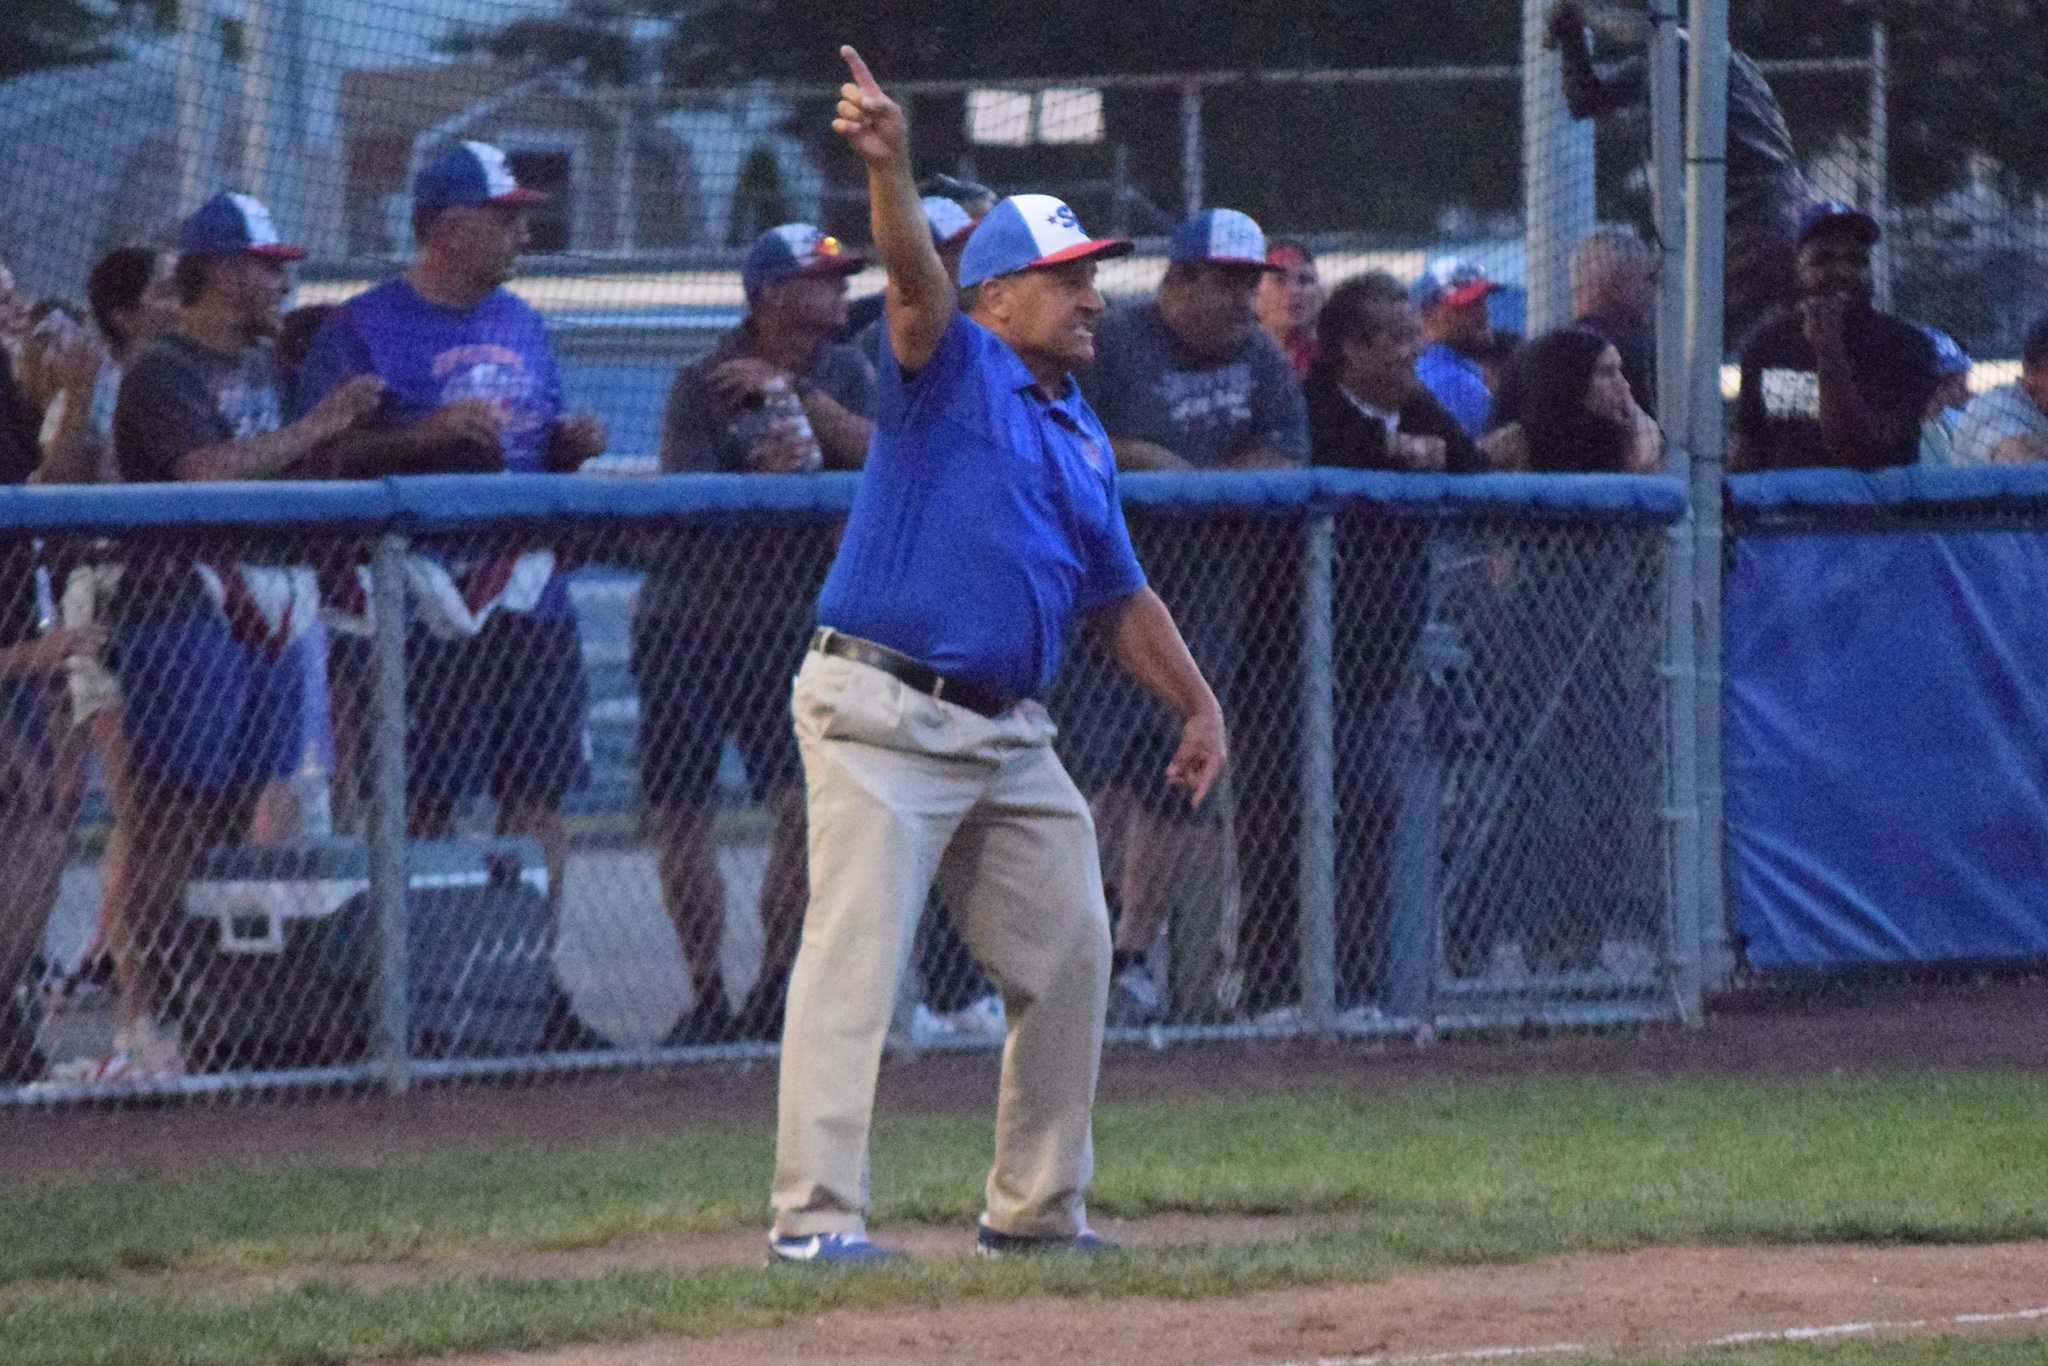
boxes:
[1097,587,1227,807]
[833,47,954,373]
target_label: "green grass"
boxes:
[1615,1338,2048,1365]
[5,1072,2047,1364]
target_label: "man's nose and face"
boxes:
[1795,233,1874,308]
[1256,259,1320,337]
[1345,304,1425,399]
[766,272,852,337]
[1006,260,1106,371]
[1166,262,1264,359]
[444,203,533,287]
[1425,297,1491,349]
[226,255,293,340]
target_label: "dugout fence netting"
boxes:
[0,474,1681,1102]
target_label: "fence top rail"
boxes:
[0,470,1686,537]
[1729,465,2048,531]
[541,57,1863,105]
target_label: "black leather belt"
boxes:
[810,627,1020,719]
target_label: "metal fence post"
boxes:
[1686,0,1732,995]
[1179,79,1204,218]
[1297,513,1337,1031]
[369,532,412,1091]
[1523,0,1597,335]
[1650,0,1703,1020]
[1867,21,1892,312]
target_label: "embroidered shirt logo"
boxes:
[1761,367,1821,420]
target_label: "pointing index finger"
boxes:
[840,45,881,97]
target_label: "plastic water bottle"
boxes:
[734,376,822,473]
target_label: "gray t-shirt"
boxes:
[113,333,283,484]
[1081,302,1309,469]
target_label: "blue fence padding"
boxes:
[1729,462,2048,519]
[1725,529,2048,966]
[0,468,1687,536]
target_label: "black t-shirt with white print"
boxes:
[1732,306,1940,472]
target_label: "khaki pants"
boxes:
[772,651,1112,1239]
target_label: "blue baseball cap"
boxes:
[1410,256,1498,312]
[741,224,865,297]
[178,192,306,261]
[1168,208,1278,269]
[958,194,1132,289]
[923,196,976,246]
[413,141,548,213]
[1796,199,1880,248]
[1921,325,1970,378]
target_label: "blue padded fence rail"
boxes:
[1729,464,2048,531]
[0,469,1688,536]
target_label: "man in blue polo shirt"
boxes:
[297,144,607,974]
[767,48,1225,1265]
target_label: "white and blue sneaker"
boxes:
[767,1231,903,1266]
[975,1223,1117,1257]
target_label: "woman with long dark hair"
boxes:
[1481,325,1661,473]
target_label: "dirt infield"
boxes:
[403,1238,2048,1366]
[7,972,2048,1183]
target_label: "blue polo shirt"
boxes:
[816,310,1146,699]
[1416,341,1492,439]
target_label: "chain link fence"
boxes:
[0,475,1680,1100]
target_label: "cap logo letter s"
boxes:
[1049,204,1079,231]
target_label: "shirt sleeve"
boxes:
[292,309,371,420]
[873,307,977,435]
[658,359,730,474]
[1074,474,1148,616]
[1251,336,1310,463]
[113,351,226,483]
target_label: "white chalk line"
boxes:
[1244,1302,2048,1366]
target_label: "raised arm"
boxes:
[833,46,953,371]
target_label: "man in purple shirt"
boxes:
[298,145,606,1046]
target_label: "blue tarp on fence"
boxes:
[1725,469,2048,967]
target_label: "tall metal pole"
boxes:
[176,0,218,215]
[1686,0,1731,996]
[1648,0,1701,1019]
[1867,21,1892,312]
[369,534,413,1091]
[1297,514,1337,1032]
[1523,0,1597,335]
[1180,80,1204,218]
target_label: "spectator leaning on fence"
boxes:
[1255,239,1322,378]
[108,192,381,1074]
[1951,315,2048,466]
[1483,327,1662,474]
[1730,202,1940,474]
[0,248,117,1082]
[1491,227,1656,431]
[1916,327,1972,466]
[638,222,872,1044]
[1081,207,1304,1025]
[1411,257,1502,440]
[296,144,608,998]
[1307,271,1481,475]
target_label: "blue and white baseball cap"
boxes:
[178,192,306,261]
[741,224,866,297]
[413,141,548,213]
[1796,199,1880,248]
[1168,208,1277,269]
[1410,256,1498,312]
[1921,325,1970,378]
[923,196,976,246]
[958,194,1132,289]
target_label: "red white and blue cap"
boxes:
[741,223,866,297]
[413,141,549,212]
[958,194,1132,289]
[1168,208,1279,269]
[1410,256,1498,311]
[922,196,976,247]
[178,192,306,261]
